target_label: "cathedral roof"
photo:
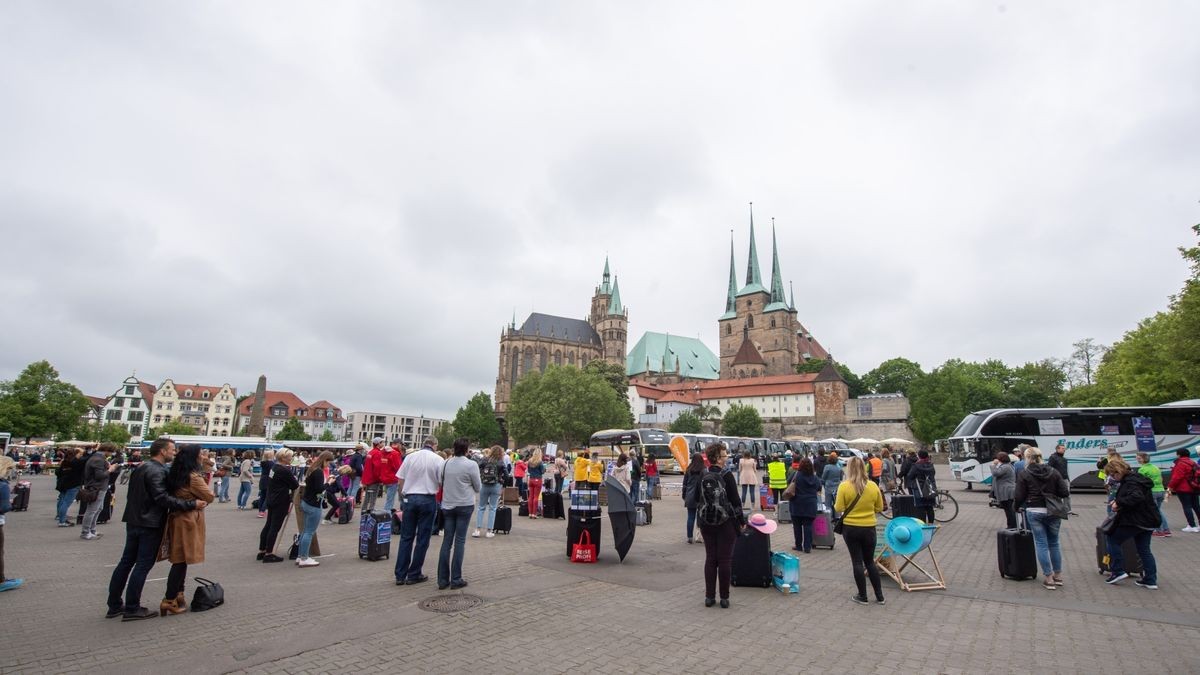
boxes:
[607,276,623,315]
[721,236,737,320]
[515,312,601,346]
[731,336,767,366]
[626,332,720,380]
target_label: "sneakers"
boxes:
[1105,572,1130,585]
[875,597,886,605]
[472,529,481,538]
[297,557,320,568]
[81,533,101,541]
[1135,579,1159,590]
[1182,526,1199,533]
[852,595,869,605]
[485,531,495,538]
[0,578,24,592]
[57,522,71,528]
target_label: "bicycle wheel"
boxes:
[933,491,958,523]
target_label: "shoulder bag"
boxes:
[832,486,865,535]
[190,577,225,611]
[1043,475,1071,519]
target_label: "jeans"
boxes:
[395,494,437,581]
[823,485,838,512]
[218,476,230,502]
[1178,491,1199,528]
[792,516,814,552]
[1107,525,1157,584]
[528,478,543,516]
[516,477,527,500]
[1025,510,1063,577]
[740,484,754,507]
[384,484,399,512]
[437,505,474,586]
[699,520,738,600]
[107,525,162,613]
[237,481,253,508]
[347,477,362,504]
[56,487,79,524]
[361,484,380,512]
[842,524,883,600]
[81,493,105,535]
[1153,492,1169,532]
[630,479,641,504]
[477,484,502,529]
[298,500,322,559]
[686,507,697,540]
[646,475,659,498]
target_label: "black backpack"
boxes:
[480,460,499,485]
[697,470,733,527]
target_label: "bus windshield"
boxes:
[951,412,992,438]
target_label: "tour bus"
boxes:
[945,404,1200,491]
[0,432,10,456]
[588,428,674,471]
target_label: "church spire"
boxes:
[600,256,612,295]
[745,202,762,288]
[721,231,737,319]
[769,218,787,304]
[789,281,796,311]
[607,276,623,315]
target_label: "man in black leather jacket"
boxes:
[106,438,207,620]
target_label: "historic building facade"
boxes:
[152,380,238,436]
[494,259,628,416]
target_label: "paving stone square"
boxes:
[2,467,1199,674]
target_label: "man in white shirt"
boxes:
[393,438,445,585]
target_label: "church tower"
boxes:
[589,257,628,368]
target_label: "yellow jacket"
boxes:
[588,459,604,483]
[833,480,885,527]
[574,457,590,482]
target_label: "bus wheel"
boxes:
[966,483,973,490]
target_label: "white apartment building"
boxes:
[99,375,157,441]
[152,380,238,436]
[344,411,448,447]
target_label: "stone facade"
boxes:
[151,380,238,436]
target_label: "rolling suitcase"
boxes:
[493,506,513,534]
[635,500,652,525]
[337,498,354,524]
[565,508,602,559]
[891,495,924,520]
[519,501,529,517]
[502,487,521,505]
[542,491,564,519]
[358,509,392,561]
[998,518,1038,580]
[1096,527,1143,575]
[12,481,30,511]
[731,528,773,587]
[636,505,648,526]
[812,510,836,549]
[776,501,792,523]
[759,484,774,511]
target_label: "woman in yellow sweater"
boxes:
[834,457,886,606]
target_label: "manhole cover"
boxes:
[418,594,483,613]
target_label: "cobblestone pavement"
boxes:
[3,467,1200,674]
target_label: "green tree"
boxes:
[584,360,635,427]
[1007,360,1066,408]
[863,357,925,395]
[721,403,763,437]
[274,417,311,441]
[1092,312,1186,405]
[433,421,457,450]
[96,422,132,445]
[452,392,503,447]
[0,360,90,442]
[668,410,702,433]
[695,403,723,433]
[317,429,337,442]
[1168,224,1200,396]
[145,418,204,439]
[907,359,1007,443]
[507,365,629,448]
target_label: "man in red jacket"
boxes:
[361,437,384,511]
[381,440,404,511]
[1166,449,1200,532]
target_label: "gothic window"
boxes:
[539,348,548,371]
[725,324,731,336]
[748,315,754,328]
[770,317,776,328]
[568,352,576,366]
[746,300,751,310]
[554,350,562,365]
[523,346,534,375]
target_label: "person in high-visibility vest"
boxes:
[767,455,788,507]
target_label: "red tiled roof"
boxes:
[166,383,233,400]
[634,384,666,400]
[137,381,157,406]
[632,373,822,401]
[731,338,766,366]
[658,390,699,405]
[238,390,345,422]
[86,395,109,408]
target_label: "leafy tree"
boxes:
[721,403,763,437]
[863,357,925,395]
[1007,360,1066,408]
[1062,382,1105,407]
[668,410,702,433]
[1168,224,1200,395]
[1067,338,1108,387]
[507,365,629,448]
[908,359,1007,443]
[145,419,204,439]
[452,392,503,447]
[584,360,635,427]
[695,403,723,433]
[0,360,90,442]
[317,429,337,442]
[96,422,132,445]
[274,417,311,441]
[433,421,457,450]
[1092,312,1186,405]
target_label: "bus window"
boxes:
[981,413,1038,437]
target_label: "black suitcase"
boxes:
[566,508,602,559]
[1096,527,1143,575]
[494,506,513,534]
[358,509,391,560]
[337,498,354,524]
[636,500,652,525]
[519,501,529,517]
[543,492,564,519]
[97,487,115,524]
[731,528,773,587]
[891,495,924,520]
[997,527,1038,580]
[11,482,30,511]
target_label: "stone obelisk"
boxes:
[247,375,267,436]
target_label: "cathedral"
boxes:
[493,259,628,416]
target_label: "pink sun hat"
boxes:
[747,512,777,534]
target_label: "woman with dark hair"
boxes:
[258,449,298,563]
[295,451,333,567]
[787,458,823,553]
[160,445,215,615]
[54,448,85,527]
[682,452,705,544]
[698,442,744,608]
[991,451,1017,529]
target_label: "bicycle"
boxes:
[880,486,958,523]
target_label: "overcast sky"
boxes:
[2,2,1198,419]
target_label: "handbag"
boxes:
[1098,511,1118,535]
[832,487,865,535]
[1044,493,1071,519]
[190,577,224,612]
[781,477,797,501]
[288,534,300,561]
[570,530,598,563]
[78,485,100,503]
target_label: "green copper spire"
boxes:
[745,203,762,288]
[789,281,796,311]
[721,232,737,319]
[608,276,623,315]
[769,219,787,304]
[600,256,612,295]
